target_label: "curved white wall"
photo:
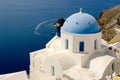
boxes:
[89,55,116,80]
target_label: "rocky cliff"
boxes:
[98,4,120,43]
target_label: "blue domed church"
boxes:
[29,9,118,80]
[61,9,101,54]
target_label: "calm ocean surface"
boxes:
[0,0,119,74]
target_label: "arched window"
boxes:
[51,65,55,76]
[66,39,69,49]
[79,42,84,51]
[94,39,97,50]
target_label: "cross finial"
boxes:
[80,8,82,13]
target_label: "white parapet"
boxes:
[0,71,28,80]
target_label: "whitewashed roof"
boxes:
[63,65,97,80]
[0,71,28,80]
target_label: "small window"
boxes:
[79,42,84,51]
[94,39,97,50]
[76,22,78,25]
[51,65,55,76]
[66,39,69,49]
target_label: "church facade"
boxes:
[29,9,118,80]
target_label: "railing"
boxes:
[112,62,120,76]
[111,44,120,76]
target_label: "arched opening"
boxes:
[51,65,55,76]
[66,39,69,49]
[79,42,84,52]
[94,39,98,50]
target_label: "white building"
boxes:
[29,9,119,80]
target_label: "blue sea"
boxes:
[0,0,119,74]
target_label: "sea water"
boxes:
[0,0,119,74]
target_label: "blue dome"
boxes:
[61,12,101,34]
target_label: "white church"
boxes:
[0,9,120,80]
[29,9,120,80]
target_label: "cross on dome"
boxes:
[80,8,83,13]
